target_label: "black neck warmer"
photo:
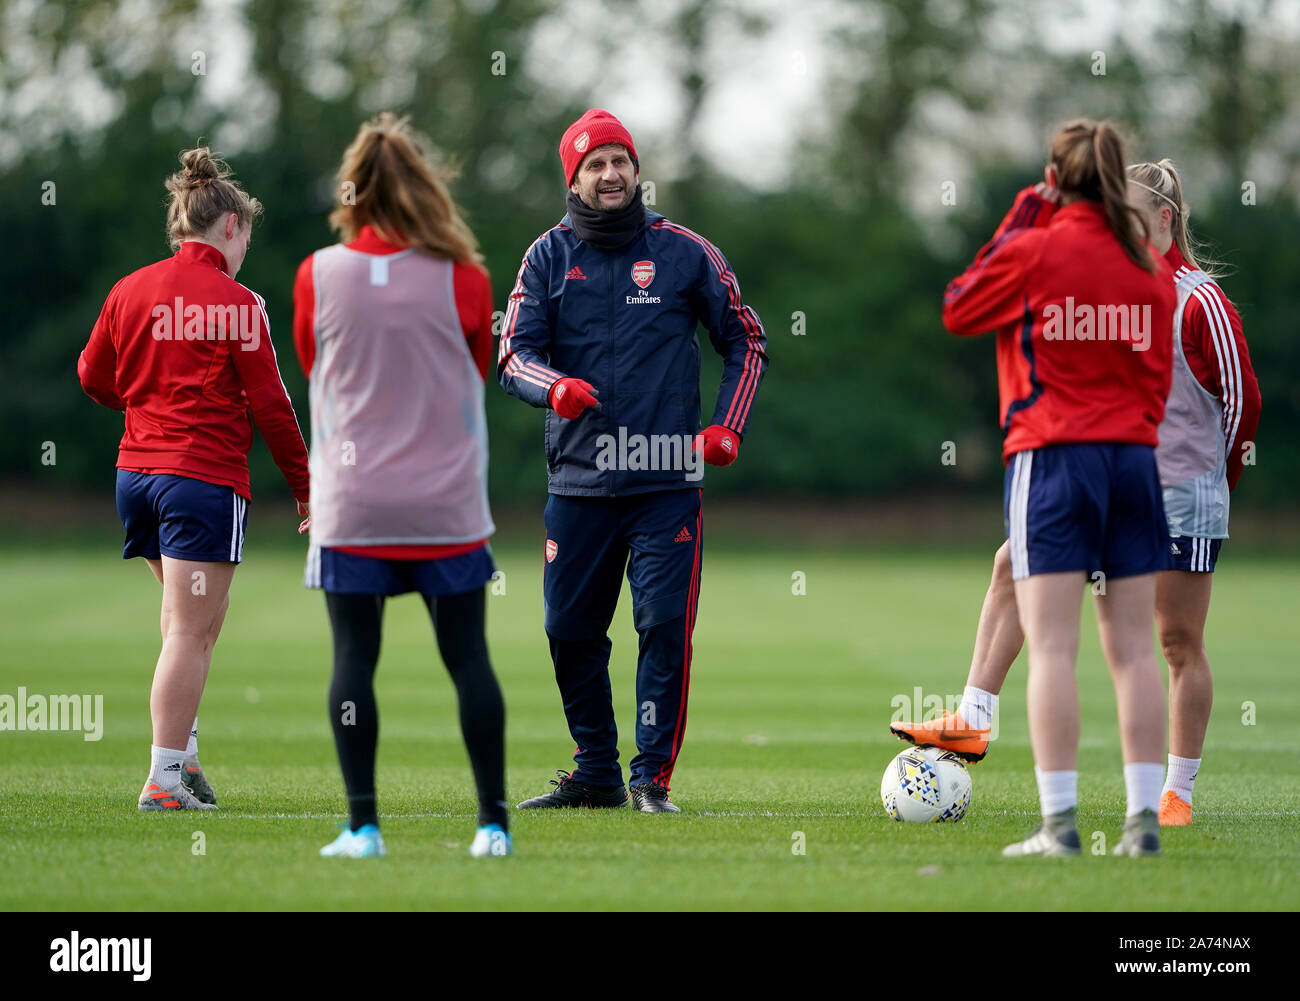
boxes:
[566,185,647,251]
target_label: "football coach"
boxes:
[499,108,768,813]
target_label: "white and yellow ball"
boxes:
[881,746,972,823]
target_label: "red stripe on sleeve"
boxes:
[656,221,765,431]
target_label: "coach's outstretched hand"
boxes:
[548,377,600,419]
[696,424,740,466]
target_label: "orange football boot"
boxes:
[890,710,989,762]
[1158,789,1192,826]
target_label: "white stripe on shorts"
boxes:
[1009,450,1034,580]
[1009,454,1023,579]
[304,543,320,588]
[1018,451,1033,577]
[230,495,239,561]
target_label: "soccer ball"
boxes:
[880,746,972,823]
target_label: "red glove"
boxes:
[548,378,600,419]
[695,424,740,466]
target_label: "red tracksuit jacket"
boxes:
[78,241,310,501]
[943,187,1176,461]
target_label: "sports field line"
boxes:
[185,808,1300,821]
[209,811,861,820]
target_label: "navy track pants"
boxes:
[542,489,702,790]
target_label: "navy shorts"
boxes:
[1004,443,1167,581]
[116,470,248,563]
[1167,535,1223,573]
[303,543,496,598]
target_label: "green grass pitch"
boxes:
[1,543,1296,910]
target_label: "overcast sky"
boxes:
[3,0,1296,196]
[525,0,1298,200]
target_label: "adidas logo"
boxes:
[674,526,693,543]
[565,266,587,280]
[162,761,182,772]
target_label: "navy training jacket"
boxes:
[497,207,769,496]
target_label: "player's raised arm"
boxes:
[942,184,1058,336]
[991,183,1060,242]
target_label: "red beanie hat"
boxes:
[559,109,638,185]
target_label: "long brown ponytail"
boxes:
[329,112,483,265]
[165,146,262,250]
[1127,158,1226,278]
[1049,118,1156,274]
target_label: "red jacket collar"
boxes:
[1163,241,1187,270]
[1050,199,1106,225]
[347,224,407,255]
[177,241,230,275]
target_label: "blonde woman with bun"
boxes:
[78,147,311,812]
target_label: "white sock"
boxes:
[1034,767,1077,817]
[149,745,187,789]
[185,718,199,759]
[958,686,997,731]
[1162,754,1200,803]
[1124,762,1165,816]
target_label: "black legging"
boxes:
[325,587,507,831]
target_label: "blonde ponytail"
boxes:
[1127,158,1227,278]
